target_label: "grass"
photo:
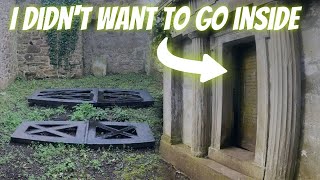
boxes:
[0,73,184,180]
[70,103,108,121]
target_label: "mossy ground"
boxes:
[0,74,188,180]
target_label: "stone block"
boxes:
[160,137,253,180]
[91,57,107,77]
[27,45,41,53]
[24,54,34,61]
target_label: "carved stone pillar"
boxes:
[189,0,197,13]
[189,32,211,157]
[265,30,301,179]
[163,42,183,144]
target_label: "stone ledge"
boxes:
[208,147,264,179]
[160,136,253,180]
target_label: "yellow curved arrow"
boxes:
[157,38,227,83]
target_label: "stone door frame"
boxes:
[208,30,270,179]
[208,28,301,179]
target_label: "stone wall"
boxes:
[17,31,83,79]
[0,0,163,87]
[16,0,83,79]
[83,28,150,75]
[83,0,160,75]
[0,1,18,89]
[298,0,320,179]
[16,0,160,78]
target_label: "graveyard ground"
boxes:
[0,73,188,180]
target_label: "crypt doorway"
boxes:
[209,33,268,179]
[232,42,257,152]
[216,36,259,153]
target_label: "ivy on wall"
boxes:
[152,10,172,66]
[41,0,82,68]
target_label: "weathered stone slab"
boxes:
[92,57,107,77]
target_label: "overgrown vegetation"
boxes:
[41,0,83,68]
[70,103,107,121]
[152,10,172,69]
[0,74,184,179]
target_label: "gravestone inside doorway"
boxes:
[221,39,258,152]
[233,43,258,152]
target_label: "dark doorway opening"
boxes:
[221,38,258,153]
[232,42,257,152]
